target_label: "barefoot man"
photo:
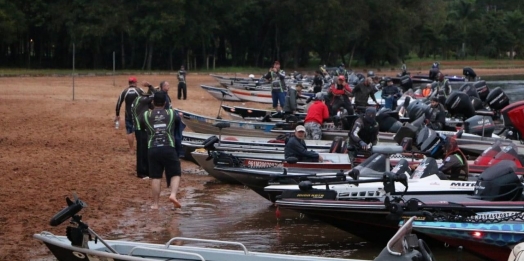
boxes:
[140,90,182,209]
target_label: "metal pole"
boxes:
[72,43,75,101]
[113,51,115,86]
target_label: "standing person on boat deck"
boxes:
[283,83,303,115]
[264,61,287,111]
[327,75,354,116]
[347,107,379,165]
[424,97,446,130]
[304,92,330,140]
[140,91,183,209]
[115,76,144,154]
[381,78,402,110]
[353,77,379,110]
[430,72,451,104]
[284,125,323,162]
[312,70,324,93]
[177,65,187,100]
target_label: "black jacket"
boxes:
[353,82,378,106]
[284,136,319,162]
[348,117,379,147]
[425,104,446,130]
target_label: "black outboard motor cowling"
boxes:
[471,97,484,110]
[474,80,489,102]
[411,157,440,179]
[212,152,242,167]
[406,101,429,122]
[444,91,476,119]
[485,87,510,111]
[391,159,411,177]
[376,108,398,132]
[464,115,495,137]
[459,83,480,99]
[472,161,522,201]
[417,127,444,158]
[354,153,387,177]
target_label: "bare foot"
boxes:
[168,196,182,208]
[150,204,159,210]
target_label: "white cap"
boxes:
[295,125,306,132]
[249,74,255,78]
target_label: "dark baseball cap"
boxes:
[153,91,167,105]
[431,97,439,102]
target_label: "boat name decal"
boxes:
[473,212,521,220]
[296,193,326,198]
[244,160,283,169]
[182,137,206,143]
[450,182,476,187]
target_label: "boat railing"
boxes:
[165,237,249,255]
[128,246,206,261]
[39,231,67,242]
[387,216,415,256]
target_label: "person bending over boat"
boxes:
[347,107,379,165]
[284,125,323,162]
[353,77,379,109]
[381,78,402,110]
[327,75,354,116]
[424,97,446,130]
[140,91,183,209]
[438,136,468,180]
[304,92,330,140]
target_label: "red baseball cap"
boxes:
[338,75,345,81]
[128,76,137,83]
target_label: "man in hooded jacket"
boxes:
[347,107,379,164]
[438,136,468,180]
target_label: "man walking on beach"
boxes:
[115,76,143,153]
[140,91,183,209]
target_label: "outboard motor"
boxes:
[472,161,523,201]
[462,67,477,81]
[376,108,401,133]
[411,157,440,179]
[417,127,444,158]
[393,122,418,145]
[458,83,480,99]
[463,115,495,137]
[485,86,510,111]
[212,152,242,167]
[444,91,476,119]
[473,80,489,102]
[399,75,413,93]
[354,153,388,177]
[474,140,502,165]
[471,97,484,110]
[391,159,412,178]
[488,144,524,167]
[500,100,524,140]
[406,101,429,122]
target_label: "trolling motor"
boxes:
[49,194,118,254]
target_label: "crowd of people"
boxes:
[114,67,188,210]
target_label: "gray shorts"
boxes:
[305,122,322,140]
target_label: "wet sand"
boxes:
[0,71,510,260]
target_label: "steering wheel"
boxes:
[418,239,436,261]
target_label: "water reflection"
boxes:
[143,181,484,261]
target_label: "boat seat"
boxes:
[372,145,404,155]
[213,122,230,129]
[475,110,495,117]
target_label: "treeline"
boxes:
[1,0,523,70]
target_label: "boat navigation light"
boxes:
[471,231,483,238]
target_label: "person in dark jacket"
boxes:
[284,125,323,162]
[312,70,324,93]
[131,82,156,178]
[115,76,144,153]
[158,81,172,109]
[425,97,446,130]
[353,77,379,108]
[381,78,402,110]
[347,107,379,164]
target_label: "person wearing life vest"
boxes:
[327,75,354,116]
[424,97,446,130]
[347,107,379,165]
[429,72,451,103]
[438,136,468,180]
[422,84,432,97]
[264,61,287,111]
